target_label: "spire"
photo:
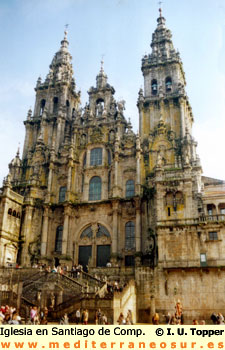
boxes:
[9,145,21,168]
[96,59,108,89]
[41,28,75,88]
[142,9,181,68]
[60,28,69,52]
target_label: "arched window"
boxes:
[151,79,158,95]
[53,97,58,114]
[90,148,102,166]
[89,176,101,201]
[125,222,135,250]
[126,180,135,198]
[40,99,46,115]
[165,77,172,92]
[12,210,16,217]
[66,100,70,118]
[59,186,66,203]
[80,226,93,239]
[8,208,12,215]
[97,224,110,238]
[96,99,104,117]
[55,226,63,253]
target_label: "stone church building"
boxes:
[0,11,225,321]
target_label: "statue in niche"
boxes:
[109,130,115,142]
[81,134,87,146]
[96,102,104,117]
[156,153,163,167]
[109,101,117,117]
[184,148,190,165]
[50,293,55,309]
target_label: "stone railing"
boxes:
[157,214,225,227]
[162,258,225,269]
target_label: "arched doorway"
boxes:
[77,223,111,270]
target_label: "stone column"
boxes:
[47,165,53,193]
[135,199,141,252]
[169,100,174,131]
[67,166,72,191]
[20,205,33,267]
[55,117,62,152]
[87,149,91,167]
[41,207,49,256]
[67,146,74,197]
[136,134,141,195]
[92,223,98,267]
[62,208,70,255]
[179,97,186,138]
[22,123,31,160]
[112,202,119,254]
[113,135,120,197]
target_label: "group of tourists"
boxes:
[0,304,22,324]
[32,263,70,275]
[211,312,225,324]
[117,310,133,325]
[95,308,108,324]
[27,305,49,325]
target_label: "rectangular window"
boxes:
[209,231,218,241]
[200,253,207,267]
[168,207,171,216]
[221,208,225,215]
[90,148,102,166]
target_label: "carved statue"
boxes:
[156,153,163,167]
[117,100,126,114]
[50,292,55,308]
[96,102,103,117]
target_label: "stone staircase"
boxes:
[0,268,119,323]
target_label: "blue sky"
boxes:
[0,0,225,183]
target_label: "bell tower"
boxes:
[138,9,200,173]
[138,9,202,225]
[22,29,81,161]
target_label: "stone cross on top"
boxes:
[158,1,163,17]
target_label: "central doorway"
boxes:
[97,245,111,267]
[78,245,92,272]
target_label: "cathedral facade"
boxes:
[1,11,225,321]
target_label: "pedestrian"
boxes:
[97,308,102,325]
[217,313,224,325]
[152,313,159,325]
[127,310,133,325]
[117,312,125,325]
[60,313,69,325]
[211,313,218,325]
[164,312,171,324]
[102,314,108,325]
[83,309,88,325]
[75,308,80,324]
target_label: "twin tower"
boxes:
[2,10,223,322]
[1,10,202,269]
